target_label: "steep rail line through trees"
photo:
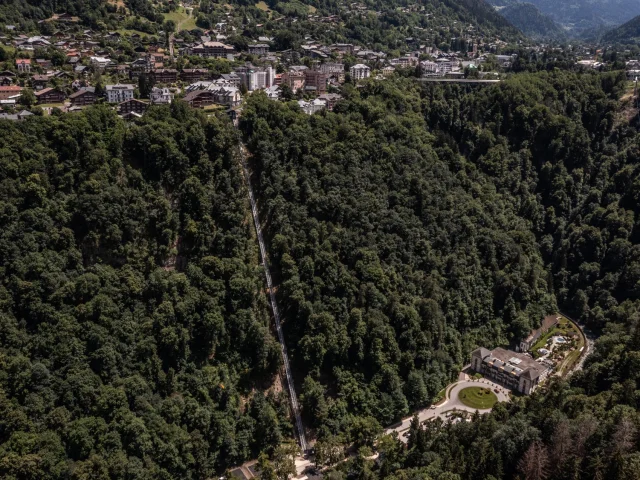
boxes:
[238,143,309,453]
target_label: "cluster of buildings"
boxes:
[470,315,563,395]
[0,8,522,120]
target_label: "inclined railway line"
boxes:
[238,143,308,453]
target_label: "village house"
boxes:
[382,66,395,77]
[298,98,327,115]
[350,63,370,81]
[0,110,34,121]
[16,58,31,73]
[150,87,173,105]
[218,73,242,88]
[317,93,342,110]
[282,71,306,92]
[35,87,66,104]
[69,87,97,106]
[248,44,270,55]
[118,98,147,115]
[471,347,549,395]
[31,74,51,90]
[35,58,52,69]
[420,60,440,76]
[304,70,327,94]
[90,56,111,71]
[130,57,153,77]
[151,68,178,84]
[183,89,216,108]
[331,43,354,55]
[191,41,235,59]
[181,69,210,82]
[211,86,241,107]
[0,85,22,100]
[319,62,344,76]
[105,84,135,103]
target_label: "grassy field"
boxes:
[164,7,197,31]
[458,387,498,409]
[116,28,155,37]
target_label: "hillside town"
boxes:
[2,8,634,121]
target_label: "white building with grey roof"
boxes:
[471,347,549,395]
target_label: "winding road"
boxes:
[238,143,309,453]
[387,378,510,440]
[387,315,595,441]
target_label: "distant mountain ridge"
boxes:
[491,1,565,40]
[518,0,640,36]
[602,14,640,43]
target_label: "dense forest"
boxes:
[239,71,640,479]
[0,105,291,479]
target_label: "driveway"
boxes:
[386,378,509,441]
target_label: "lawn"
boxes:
[255,1,273,18]
[164,7,197,31]
[458,387,498,409]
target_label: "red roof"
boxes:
[35,87,55,96]
[0,86,22,91]
[16,59,31,64]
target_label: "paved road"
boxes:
[238,143,308,452]
[387,378,510,439]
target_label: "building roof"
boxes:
[472,347,491,359]
[183,89,213,102]
[69,87,95,98]
[118,98,146,105]
[201,41,234,48]
[482,347,547,380]
[106,84,135,91]
[35,87,60,96]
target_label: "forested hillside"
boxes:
[509,0,640,36]
[239,80,557,432]
[0,105,289,479]
[0,0,522,49]
[0,0,163,31]
[603,15,640,44]
[491,2,565,40]
[240,71,640,479]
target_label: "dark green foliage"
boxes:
[241,70,640,479]
[0,104,286,479]
[240,80,555,433]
